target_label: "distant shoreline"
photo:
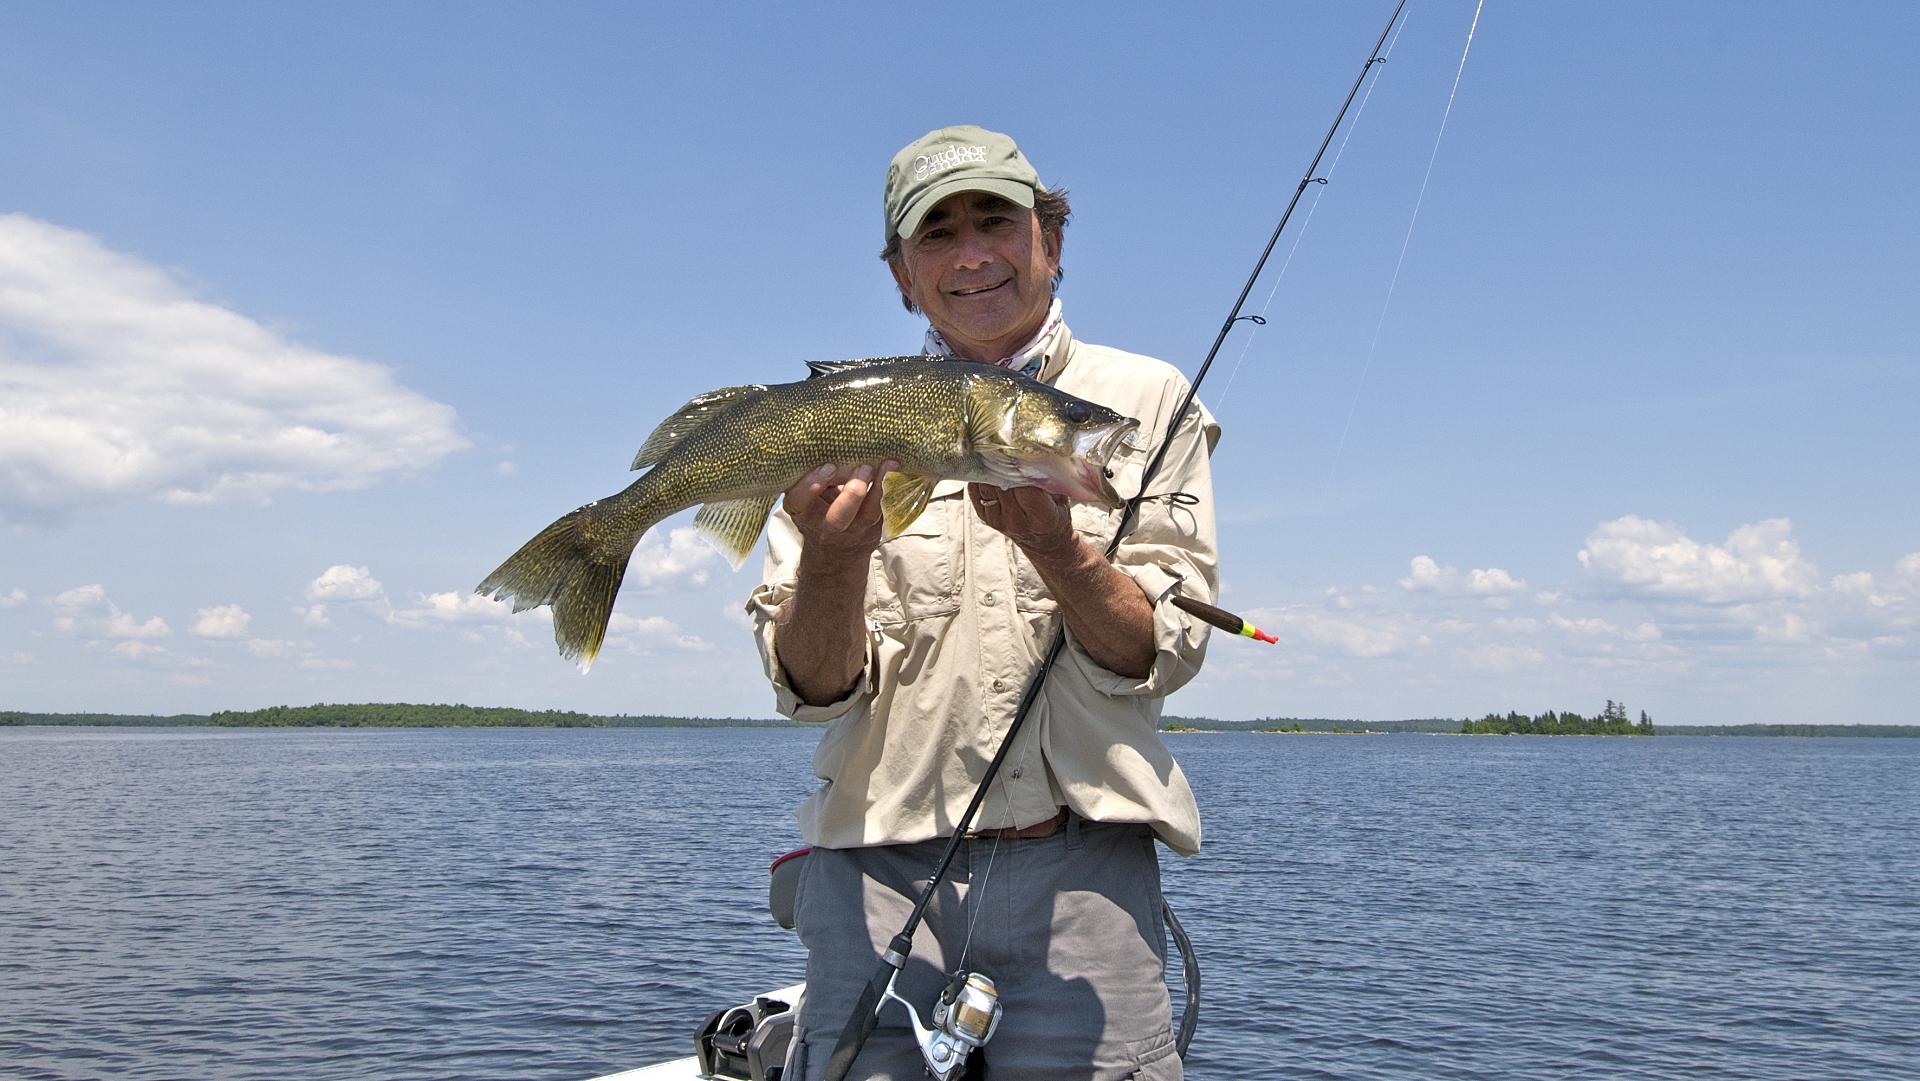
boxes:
[4,705,1917,737]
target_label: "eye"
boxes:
[1065,401,1090,424]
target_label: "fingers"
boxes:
[973,484,1076,557]
[786,462,895,542]
[1008,485,1069,515]
[782,464,840,519]
[823,464,879,533]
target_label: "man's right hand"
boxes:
[774,461,895,707]
[784,462,895,564]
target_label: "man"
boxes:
[747,125,1219,1080]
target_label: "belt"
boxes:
[964,807,1070,842]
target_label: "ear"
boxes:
[1042,223,1063,276]
[886,252,921,313]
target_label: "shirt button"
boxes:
[991,679,1006,692]
[981,591,997,606]
[1009,766,1024,780]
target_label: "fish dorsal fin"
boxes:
[881,472,938,538]
[631,384,767,470]
[804,355,930,380]
[692,493,781,570]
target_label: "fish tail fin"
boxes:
[476,502,643,672]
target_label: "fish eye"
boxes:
[1065,401,1090,424]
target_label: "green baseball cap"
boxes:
[884,124,1043,242]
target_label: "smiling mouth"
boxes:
[949,280,1009,297]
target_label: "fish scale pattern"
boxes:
[478,359,1132,668]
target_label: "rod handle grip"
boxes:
[822,935,911,1081]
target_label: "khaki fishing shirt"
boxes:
[747,322,1219,856]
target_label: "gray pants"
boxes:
[785,816,1182,1080]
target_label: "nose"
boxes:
[950,222,995,269]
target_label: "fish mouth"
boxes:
[1072,418,1138,505]
[1013,418,1137,506]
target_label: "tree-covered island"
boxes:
[1461,700,1655,736]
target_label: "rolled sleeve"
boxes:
[1064,560,1212,697]
[746,513,875,723]
[1063,397,1220,699]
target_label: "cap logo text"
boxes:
[913,144,989,181]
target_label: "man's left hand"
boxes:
[968,481,1154,678]
[969,483,1077,560]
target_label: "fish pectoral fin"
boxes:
[630,384,769,470]
[880,472,937,538]
[692,493,780,570]
[802,355,929,379]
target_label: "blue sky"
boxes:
[3,2,1915,725]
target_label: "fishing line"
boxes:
[1215,8,1415,411]
[954,825,1005,973]
[1330,0,1486,478]
[822,4,1416,1076]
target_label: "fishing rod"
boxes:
[822,3,1411,1077]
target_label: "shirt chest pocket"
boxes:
[1013,502,1127,611]
[866,485,965,624]
[1012,436,1148,610]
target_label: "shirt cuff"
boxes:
[750,583,874,723]
[1066,562,1205,698]
[767,641,871,722]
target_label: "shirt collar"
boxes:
[922,298,1064,376]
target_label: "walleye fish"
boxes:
[476,356,1139,670]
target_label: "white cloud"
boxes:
[1755,613,1813,642]
[1399,556,1445,591]
[1184,520,1913,724]
[720,600,756,631]
[1550,614,1662,642]
[387,590,516,626]
[1831,571,1876,596]
[1469,567,1526,594]
[0,214,468,518]
[607,611,713,654]
[0,589,26,608]
[1260,608,1418,658]
[105,610,171,639]
[296,604,331,627]
[192,603,252,639]
[52,584,108,610]
[109,640,167,660]
[244,638,297,659]
[1399,555,1527,595]
[1897,553,1920,585]
[49,584,170,639]
[308,564,384,601]
[627,527,723,591]
[1578,515,1818,603]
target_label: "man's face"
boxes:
[890,191,1061,364]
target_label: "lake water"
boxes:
[1,726,1916,1080]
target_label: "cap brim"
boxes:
[893,177,1037,240]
